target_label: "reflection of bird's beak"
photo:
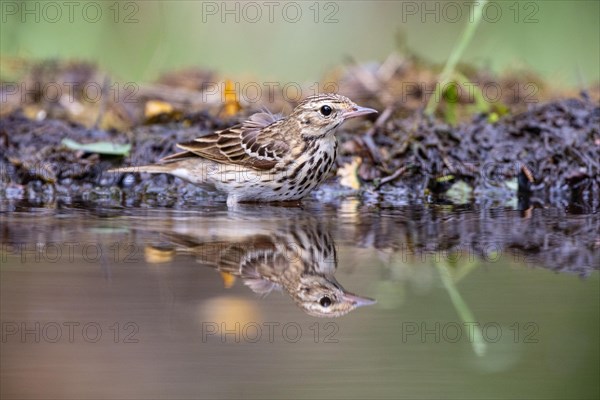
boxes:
[342,106,378,120]
[342,292,377,308]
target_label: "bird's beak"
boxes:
[342,105,378,120]
[342,292,377,308]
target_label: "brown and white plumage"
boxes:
[162,110,289,170]
[163,216,376,317]
[110,94,377,206]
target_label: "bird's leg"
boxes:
[226,194,239,208]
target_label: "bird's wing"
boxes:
[218,237,286,296]
[161,111,289,170]
[162,231,284,296]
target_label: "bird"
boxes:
[161,215,376,317]
[109,93,377,206]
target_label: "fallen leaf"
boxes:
[222,79,241,116]
[220,272,237,289]
[61,138,131,156]
[144,245,175,264]
[145,100,174,118]
[337,157,362,190]
[445,180,473,204]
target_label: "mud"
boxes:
[1,59,598,210]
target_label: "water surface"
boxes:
[1,201,598,399]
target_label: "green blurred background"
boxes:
[1,0,599,86]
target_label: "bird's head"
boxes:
[290,94,378,138]
[293,275,376,317]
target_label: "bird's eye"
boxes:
[320,105,332,117]
[319,296,332,308]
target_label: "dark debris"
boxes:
[342,96,600,209]
[1,59,599,211]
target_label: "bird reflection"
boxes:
[160,215,375,317]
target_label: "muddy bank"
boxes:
[1,59,598,209]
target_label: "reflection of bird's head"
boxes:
[292,275,376,318]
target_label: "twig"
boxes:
[376,165,408,188]
[366,105,394,136]
[360,135,383,164]
[361,105,395,164]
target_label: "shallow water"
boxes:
[1,200,598,399]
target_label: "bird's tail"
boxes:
[107,165,173,174]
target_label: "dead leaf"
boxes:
[145,100,174,118]
[337,157,362,190]
[220,272,237,289]
[144,245,175,264]
[222,79,241,116]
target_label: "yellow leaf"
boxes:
[220,272,237,289]
[144,245,175,264]
[436,175,454,183]
[337,157,362,190]
[222,79,241,116]
[22,105,47,121]
[145,100,174,118]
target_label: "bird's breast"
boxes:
[274,137,337,198]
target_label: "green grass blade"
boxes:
[425,0,488,116]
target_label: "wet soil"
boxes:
[1,59,599,210]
